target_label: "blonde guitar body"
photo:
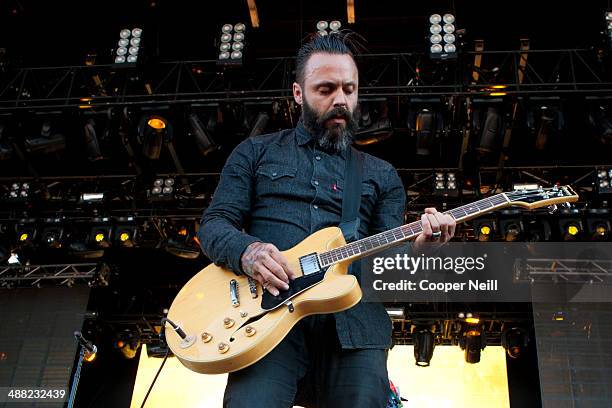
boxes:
[166,226,361,374]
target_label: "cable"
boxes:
[161,317,187,339]
[139,348,169,408]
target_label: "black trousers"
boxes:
[223,314,389,408]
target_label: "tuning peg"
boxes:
[562,202,572,209]
[547,204,558,214]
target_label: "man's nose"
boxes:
[332,89,348,109]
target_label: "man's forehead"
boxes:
[303,53,358,84]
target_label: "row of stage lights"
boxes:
[387,308,530,365]
[0,215,202,265]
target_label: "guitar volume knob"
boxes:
[201,332,213,343]
[218,342,230,353]
[245,326,256,337]
[223,318,235,329]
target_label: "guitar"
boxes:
[166,185,578,374]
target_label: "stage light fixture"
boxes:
[218,23,246,66]
[525,218,551,242]
[500,210,523,242]
[586,209,610,241]
[83,118,103,161]
[596,168,612,194]
[114,329,141,359]
[138,115,172,160]
[24,120,66,154]
[501,327,529,359]
[90,225,112,248]
[414,108,443,156]
[15,223,36,245]
[476,106,503,155]
[559,210,583,241]
[473,218,495,241]
[385,307,405,319]
[429,13,457,60]
[460,329,486,364]
[433,171,458,197]
[41,221,64,249]
[149,177,175,200]
[316,20,342,36]
[188,113,219,154]
[114,217,137,248]
[413,325,435,367]
[114,27,143,65]
[8,182,30,200]
[353,101,393,145]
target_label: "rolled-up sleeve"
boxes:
[198,139,261,274]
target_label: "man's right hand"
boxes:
[241,242,297,296]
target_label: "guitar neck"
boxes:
[318,193,510,267]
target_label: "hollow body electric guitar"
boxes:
[166,185,578,374]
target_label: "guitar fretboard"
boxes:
[318,193,509,267]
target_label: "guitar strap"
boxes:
[339,145,363,243]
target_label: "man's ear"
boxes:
[292,82,303,105]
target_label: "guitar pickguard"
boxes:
[260,268,328,311]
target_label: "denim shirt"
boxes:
[199,121,406,349]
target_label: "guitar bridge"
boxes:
[299,253,321,276]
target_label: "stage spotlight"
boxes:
[413,326,435,367]
[385,307,405,319]
[316,20,342,36]
[429,13,457,60]
[218,23,246,66]
[476,106,503,155]
[148,177,175,200]
[605,11,612,51]
[15,223,36,245]
[460,329,486,364]
[24,120,66,154]
[352,101,393,145]
[7,182,30,200]
[586,209,610,241]
[188,113,219,154]
[433,171,458,197]
[114,27,143,65]
[501,327,529,359]
[83,118,103,161]
[90,225,112,248]
[114,329,141,359]
[500,210,523,242]
[473,218,495,241]
[596,168,612,194]
[559,210,583,241]
[414,108,443,156]
[165,222,200,259]
[114,218,137,248]
[138,115,172,160]
[41,222,64,249]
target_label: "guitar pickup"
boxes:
[230,279,239,307]
[299,253,321,276]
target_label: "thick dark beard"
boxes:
[301,98,357,154]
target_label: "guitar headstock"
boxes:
[504,185,579,210]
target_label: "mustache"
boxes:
[317,107,353,125]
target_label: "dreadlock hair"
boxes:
[295,31,365,86]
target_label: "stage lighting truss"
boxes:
[115,27,143,65]
[429,13,457,60]
[218,23,246,65]
[316,20,342,36]
[433,171,459,197]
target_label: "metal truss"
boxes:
[0,262,100,288]
[515,258,612,283]
[0,49,610,112]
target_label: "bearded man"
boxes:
[199,33,455,407]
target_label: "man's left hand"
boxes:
[412,207,456,253]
